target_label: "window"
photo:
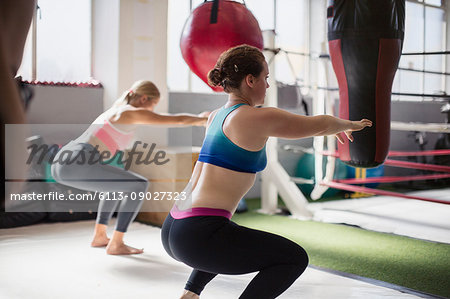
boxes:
[393,0,448,100]
[273,0,308,84]
[167,0,190,91]
[17,0,92,83]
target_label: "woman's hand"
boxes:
[335,119,372,144]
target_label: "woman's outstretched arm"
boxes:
[118,110,209,126]
[254,107,372,142]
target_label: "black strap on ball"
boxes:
[210,0,219,24]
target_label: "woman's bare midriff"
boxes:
[186,162,256,214]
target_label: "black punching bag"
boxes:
[328,0,405,168]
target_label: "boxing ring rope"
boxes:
[391,92,450,99]
[384,159,450,173]
[284,144,450,203]
[285,145,450,172]
[280,87,450,101]
[320,181,450,205]
[391,121,450,133]
[264,48,450,100]
[397,67,450,77]
[388,149,450,156]
[260,41,450,216]
[299,66,449,201]
[401,51,450,56]
[264,49,450,58]
[334,173,450,184]
[284,145,450,158]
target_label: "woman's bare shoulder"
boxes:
[206,108,220,126]
[108,106,150,124]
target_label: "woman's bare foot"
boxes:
[180,290,199,299]
[105,230,143,255]
[91,235,110,247]
[106,242,144,255]
[91,223,109,247]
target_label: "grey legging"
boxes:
[51,142,148,232]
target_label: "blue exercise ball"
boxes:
[295,153,348,198]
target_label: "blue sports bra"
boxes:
[198,103,267,173]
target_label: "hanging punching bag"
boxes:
[180,0,263,92]
[328,0,405,168]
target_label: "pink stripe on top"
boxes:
[93,120,134,153]
[170,204,232,220]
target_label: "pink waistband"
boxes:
[170,204,232,220]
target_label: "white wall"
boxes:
[27,85,103,124]
[92,0,168,112]
[25,85,104,144]
[92,0,120,109]
[92,0,169,145]
[117,0,168,114]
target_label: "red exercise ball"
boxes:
[180,0,263,92]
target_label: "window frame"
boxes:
[395,0,448,99]
[18,0,93,83]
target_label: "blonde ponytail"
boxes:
[112,90,132,108]
[112,80,160,108]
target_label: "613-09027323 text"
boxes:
[9,191,187,201]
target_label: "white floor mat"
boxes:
[310,188,450,244]
[0,220,425,299]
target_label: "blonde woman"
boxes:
[52,80,208,255]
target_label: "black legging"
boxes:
[161,213,309,298]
